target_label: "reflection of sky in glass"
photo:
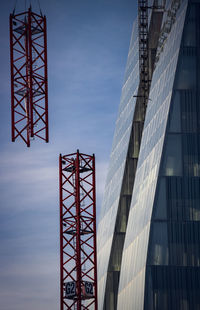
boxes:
[117,1,188,309]
[97,3,159,305]
[97,19,140,309]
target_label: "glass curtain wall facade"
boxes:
[98,0,200,309]
[97,19,140,310]
[118,0,188,308]
[97,1,162,309]
[144,1,200,309]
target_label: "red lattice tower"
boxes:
[59,151,98,310]
[10,7,48,147]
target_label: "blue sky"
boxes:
[0,0,137,309]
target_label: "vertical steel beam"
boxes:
[25,18,30,147]
[27,8,49,143]
[43,15,49,143]
[28,8,34,138]
[10,14,15,143]
[75,150,82,309]
[59,154,64,310]
[92,154,98,310]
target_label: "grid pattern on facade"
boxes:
[117,1,188,309]
[145,3,200,309]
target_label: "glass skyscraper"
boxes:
[97,0,200,309]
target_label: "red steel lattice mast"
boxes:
[10,7,48,147]
[59,151,98,310]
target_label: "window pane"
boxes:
[183,5,196,47]
[175,51,196,89]
[169,91,181,132]
[162,135,182,176]
[148,222,169,265]
[154,178,167,220]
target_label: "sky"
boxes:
[0,0,137,309]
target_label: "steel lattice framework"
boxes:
[10,7,48,147]
[138,0,149,108]
[59,151,98,310]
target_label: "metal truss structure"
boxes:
[10,7,48,147]
[59,151,98,310]
[155,0,181,64]
[138,0,149,108]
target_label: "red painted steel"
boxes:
[59,154,64,310]
[9,7,48,147]
[59,151,98,310]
